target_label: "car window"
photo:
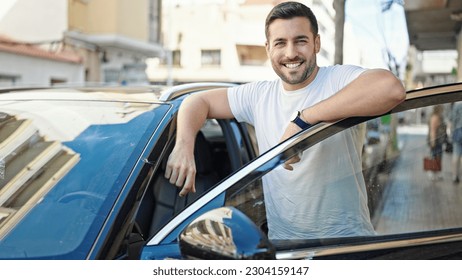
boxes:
[224,99,462,243]
[143,118,256,238]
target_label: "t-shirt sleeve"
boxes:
[330,64,367,93]
[227,82,264,125]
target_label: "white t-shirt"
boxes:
[227,65,376,239]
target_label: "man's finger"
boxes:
[283,163,294,171]
[164,164,172,179]
[179,169,196,196]
[287,155,301,164]
[175,170,186,187]
[179,182,195,197]
[168,169,178,185]
[283,155,301,170]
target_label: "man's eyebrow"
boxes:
[272,35,310,42]
[294,35,310,40]
[272,38,287,43]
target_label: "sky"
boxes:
[0,0,15,19]
[346,0,409,77]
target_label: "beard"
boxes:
[273,57,317,86]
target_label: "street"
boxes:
[372,125,462,235]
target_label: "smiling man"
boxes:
[165,1,405,239]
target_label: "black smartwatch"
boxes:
[290,111,312,130]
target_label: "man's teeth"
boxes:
[285,63,301,68]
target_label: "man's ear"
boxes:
[315,34,321,53]
[265,41,270,55]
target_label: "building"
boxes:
[65,0,163,85]
[148,0,335,85]
[0,35,83,87]
[0,0,163,87]
[0,0,83,87]
[404,0,462,88]
[407,47,458,88]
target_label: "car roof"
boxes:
[0,86,165,103]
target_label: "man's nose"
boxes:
[285,43,298,59]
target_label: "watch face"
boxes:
[290,111,299,121]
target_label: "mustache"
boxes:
[281,57,304,64]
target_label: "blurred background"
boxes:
[0,0,460,90]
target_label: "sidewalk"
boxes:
[373,143,462,235]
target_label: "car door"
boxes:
[134,118,256,259]
[129,85,257,259]
[142,83,462,260]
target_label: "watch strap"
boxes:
[292,111,312,130]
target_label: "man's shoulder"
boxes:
[322,64,365,73]
[317,64,366,85]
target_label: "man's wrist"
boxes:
[290,110,313,130]
[300,109,317,125]
[300,109,309,123]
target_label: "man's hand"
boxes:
[280,122,303,170]
[164,88,233,197]
[164,145,196,197]
[283,153,301,170]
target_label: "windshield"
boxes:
[0,91,167,259]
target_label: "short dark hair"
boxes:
[265,1,319,40]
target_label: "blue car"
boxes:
[1,83,462,259]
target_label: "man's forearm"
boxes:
[175,89,233,146]
[175,94,210,149]
[164,94,210,195]
[301,69,406,124]
[166,89,232,196]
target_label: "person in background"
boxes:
[450,102,462,184]
[428,105,446,180]
[165,1,405,239]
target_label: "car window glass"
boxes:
[225,100,462,241]
[147,119,235,237]
[245,124,259,155]
[225,179,267,234]
[201,119,233,178]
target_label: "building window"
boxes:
[50,78,67,85]
[160,50,181,67]
[104,68,121,84]
[201,49,221,66]
[172,50,181,66]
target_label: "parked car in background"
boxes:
[1,83,462,260]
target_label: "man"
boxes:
[165,1,405,239]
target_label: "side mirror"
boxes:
[178,206,275,259]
